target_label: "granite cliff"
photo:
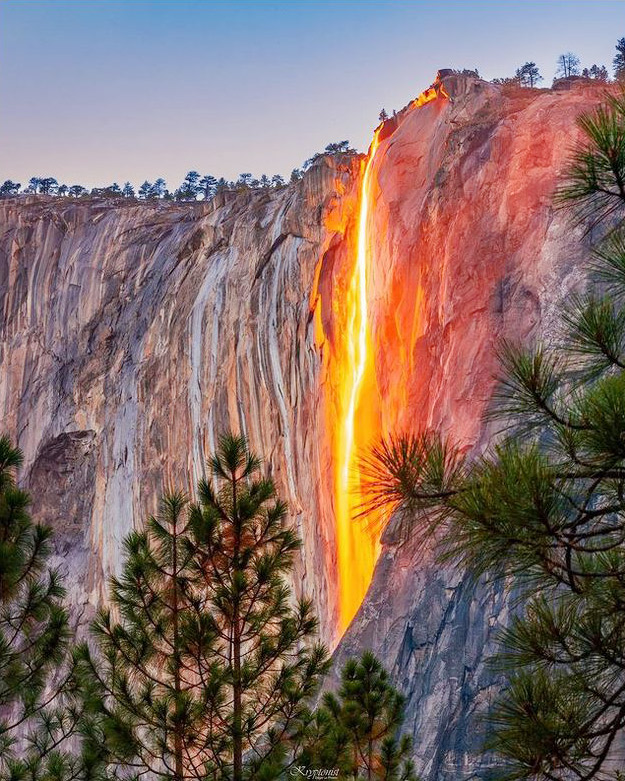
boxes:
[0,72,604,778]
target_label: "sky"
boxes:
[1,0,624,190]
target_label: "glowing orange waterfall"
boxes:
[313,77,449,636]
[335,127,382,631]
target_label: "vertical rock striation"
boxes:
[0,165,359,640]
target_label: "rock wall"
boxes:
[0,164,359,639]
[333,74,599,779]
[0,73,605,777]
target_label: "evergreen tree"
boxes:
[122,182,135,198]
[150,178,166,199]
[38,177,58,195]
[236,173,252,188]
[77,434,328,780]
[0,437,79,780]
[198,174,217,200]
[300,652,417,781]
[76,493,221,779]
[177,171,201,201]
[324,141,353,154]
[556,51,581,79]
[68,185,86,197]
[91,183,123,198]
[359,92,625,779]
[188,434,329,780]
[614,36,625,81]
[588,64,609,82]
[0,180,20,196]
[515,62,542,88]
[137,180,152,200]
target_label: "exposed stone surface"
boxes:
[0,169,359,640]
[332,74,601,779]
[0,73,607,778]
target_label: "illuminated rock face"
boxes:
[332,74,601,779]
[0,73,604,777]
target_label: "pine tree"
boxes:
[198,174,217,200]
[176,171,201,201]
[215,177,230,193]
[137,180,152,200]
[77,434,328,780]
[515,62,542,88]
[359,92,625,779]
[189,434,329,780]
[556,51,581,79]
[588,64,609,82]
[76,492,222,779]
[0,437,79,780]
[38,177,58,195]
[150,178,166,199]
[614,37,625,82]
[236,173,253,188]
[300,652,417,781]
[0,180,20,197]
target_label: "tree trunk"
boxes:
[232,468,243,781]
[172,505,184,781]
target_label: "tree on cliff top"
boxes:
[615,37,625,81]
[0,180,20,197]
[176,170,201,201]
[199,174,217,200]
[77,433,329,781]
[582,64,610,82]
[556,51,581,79]
[0,437,81,780]
[515,62,542,88]
[360,92,625,780]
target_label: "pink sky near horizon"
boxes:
[1,0,623,191]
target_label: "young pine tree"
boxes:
[299,652,417,781]
[0,437,78,780]
[359,92,625,780]
[78,434,328,780]
[76,492,221,780]
[189,434,329,780]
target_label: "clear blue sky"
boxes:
[1,0,623,190]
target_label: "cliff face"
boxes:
[0,163,358,641]
[0,73,604,778]
[332,74,598,779]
